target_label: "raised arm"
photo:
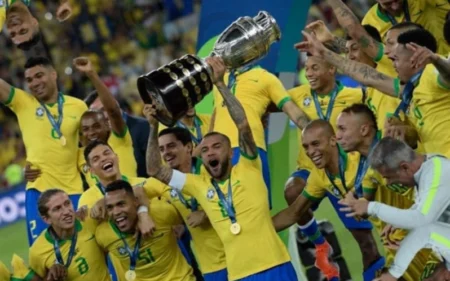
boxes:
[305,20,347,54]
[73,57,127,135]
[408,43,450,88]
[326,0,382,59]
[206,57,258,159]
[0,79,13,104]
[144,105,174,185]
[296,31,400,97]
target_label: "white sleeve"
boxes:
[388,227,430,278]
[368,202,429,229]
[168,170,187,191]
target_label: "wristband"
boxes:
[137,206,148,214]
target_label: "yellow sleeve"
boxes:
[29,244,47,278]
[0,7,5,32]
[361,169,379,196]
[301,170,326,202]
[111,125,132,142]
[94,224,107,251]
[197,113,211,136]
[183,174,207,198]
[164,201,184,226]
[236,150,262,170]
[142,178,169,198]
[0,260,10,281]
[3,87,34,112]
[11,254,35,280]
[264,72,291,109]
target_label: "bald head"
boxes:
[303,119,335,138]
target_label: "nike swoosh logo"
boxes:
[249,79,258,83]
[338,101,346,105]
[436,3,447,8]
[412,10,423,16]
[152,233,164,239]
[232,180,241,187]
[85,235,95,242]
[69,116,77,119]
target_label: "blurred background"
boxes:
[0,0,376,279]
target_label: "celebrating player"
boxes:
[0,0,72,48]
[0,57,87,245]
[273,119,384,281]
[95,180,196,281]
[141,123,228,281]
[336,103,438,280]
[285,53,364,279]
[73,57,138,186]
[297,28,450,157]
[29,189,110,281]
[146,56,297,281]
[340,137,450,281]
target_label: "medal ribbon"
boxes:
[211,177,237,224]
[40,93,64,140]
[50,227,78,268]
[119,232,142,272]
[354,133,380,197]
[385,0,410,25]
[176,116,202,145]
[96,182,106,195]
[325,150,348,198]
[393,70,423,117]
[312,83,340,121]
[227,65,255,95]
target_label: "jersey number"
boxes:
[138,249,155,264]
[29,220,38,239]
[75,257,89,275]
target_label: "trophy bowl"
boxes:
[137,11,281,127]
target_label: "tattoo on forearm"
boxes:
[146,123,172,184]
[216,82,257,156]
[295,114,310,129]
[325,37,348,54]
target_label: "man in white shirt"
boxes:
[339,137,450,281]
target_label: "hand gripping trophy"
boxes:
[137,11,281,126]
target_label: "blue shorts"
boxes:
[326,192,372,230]
[232,147,271,208]
[204,268,228,281]
[26,188,81,245]
[237,262,297,281]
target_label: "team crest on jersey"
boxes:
[332,187,340,197]
[303,97,312,107]
[370,177,380,186]
[82,164,89,174]
[206,188,215,200]
[36,107,45,117]
[118,246,128,256]
[170,189,178,198]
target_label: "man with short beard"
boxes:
[146,57,297,281]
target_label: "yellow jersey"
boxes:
[29,220,110,281]
[212,67,291,150]
[362,167,438,280]
[302,147,376,201]
[406,64,450,157]
[142,165,227,275]
[78,128,137,187]
[362,0,450,55]
[159,114,211,146]
[95,198,195,281]
[288,82,363,171]
[10,254,36,280]
[164,154,291,280]
[3,87,86,194]
[365,86,400,135]
[374,51,397,79]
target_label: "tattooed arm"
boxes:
[143,106,173,185]
[215,80,258,158]
[305,20,348,54]
[281,101,310,130]
[327,0,382,59]
[322,48,399,97]
[325,36,348,54]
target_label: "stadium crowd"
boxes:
[2,0,450,281]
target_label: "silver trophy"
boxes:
[137,11,281,127]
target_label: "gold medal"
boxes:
[125,270,136,281]
[60,136,66,146]
[230,223,241,235]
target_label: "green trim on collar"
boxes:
[337,144,348,172]
[374,43,385,62]
[46,93,65,107]
[44,220,82,245]
[109,220,134,238]
[376,4,391,22]
[112,126,129,138]
[393,78,401,98]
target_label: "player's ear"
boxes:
[41,214,51,225]
[186,142,193,155]
[329,135,337,147]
